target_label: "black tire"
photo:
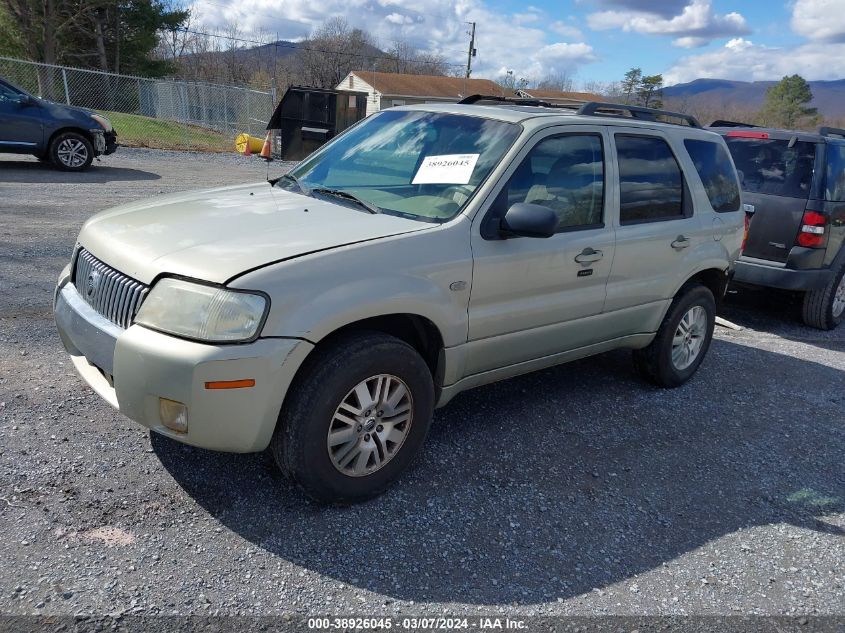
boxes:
[49,131,94,171]
[802,259,845,330]
[272,331,435,504]
[632,284,716,388]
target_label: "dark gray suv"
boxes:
[0,77,117,171]
[711,122,845,329]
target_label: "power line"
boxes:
[175,27,468,68]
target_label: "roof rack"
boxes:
[457,95,701,128]
[819,126,845,138]
[458,94,578,109]
[577,101,701,128]
[709,119,759,128]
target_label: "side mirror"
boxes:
[15,94,35,107]
[500,202,558,238]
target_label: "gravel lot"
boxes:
[1,149,844,620]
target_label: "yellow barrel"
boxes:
[235,133,264,155]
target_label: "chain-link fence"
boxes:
[0,56,275,152]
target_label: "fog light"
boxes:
[159,398,188,433]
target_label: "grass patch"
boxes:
[100,111,233,153]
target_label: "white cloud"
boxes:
[791,0,845,41]
[189,0,600,81]
[550,19,585,40]
[664,37,845,84]
[587,0,749,47]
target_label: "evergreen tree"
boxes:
[758,74,819,129]
[621,67,642,105]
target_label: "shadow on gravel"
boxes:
[721,285,845,352]
[0,160,161,183]
[153,339,845,606]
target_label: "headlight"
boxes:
[90,113,112,131]
[135,278,268,343]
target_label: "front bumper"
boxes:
[54,280,313,453]
[103,130,117,155]
[733,256,833,291]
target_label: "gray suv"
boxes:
[54,99,745,503]
[712,122,845,329]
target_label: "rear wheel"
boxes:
[802,259,845,330]
[49,132,93,171]
[633,284,716,387]
[272,331,434,504]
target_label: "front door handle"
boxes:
[574,247,603,264]
[671,235,691,249]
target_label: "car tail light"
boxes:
[796,210,828,248]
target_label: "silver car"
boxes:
[54,100,745,503]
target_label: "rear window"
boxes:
[824,143,845,201]
[684,139,741,212]
[725,137,816,199]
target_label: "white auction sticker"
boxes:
[412,153,480,185]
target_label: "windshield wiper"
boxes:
[275,172,311,195]
[311,187,381,214]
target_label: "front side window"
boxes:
[278,110,521,222]
[684,139,741,212]
[501,134,604,231]
[725,137,816,199]
[824,142,845,202]
[0,82,23,104]
[616,134,685,224]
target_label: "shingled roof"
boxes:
[349,70,507,99]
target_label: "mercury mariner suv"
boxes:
[54,99,745,503]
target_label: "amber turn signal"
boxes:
[204,379,256,390]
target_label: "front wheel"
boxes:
[272,332,435,504]
[802,260,845,330]
[633,284,716,387]
[49,132,94,171]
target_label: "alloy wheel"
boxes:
[327,374,413,477]
[57,138,88,168]
[671,305,708,371]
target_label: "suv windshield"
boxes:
[725,137,816,198]
[276,110,521,222]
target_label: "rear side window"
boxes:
[684,139,741,212]
[616,135,684,224]
[725,137,816,199]
[824,143,845,201]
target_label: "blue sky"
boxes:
[189,0,845,87]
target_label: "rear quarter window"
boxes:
[824,142,845,201]
[725,137,816,199]
[684,139,741,212]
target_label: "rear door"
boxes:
[604,129,708,319]
[723,132,819,263]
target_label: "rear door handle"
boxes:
[574,247,603,264]
[671,235,691,249]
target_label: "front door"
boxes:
[466,127,615,376]
[0,83,43,151]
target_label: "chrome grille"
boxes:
[72,248,149,329]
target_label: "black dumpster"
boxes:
[267,86,368,161]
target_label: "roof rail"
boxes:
[457,95,701,128]
[576,102,701,128]
[458,94,579,109]
[710,119,759,128]
[819,126,845,138]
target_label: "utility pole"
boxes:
[465,22,476,78]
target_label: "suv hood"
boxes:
[79,182,434,284]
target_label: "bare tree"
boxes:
[296,18,377,88]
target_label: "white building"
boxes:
[337,70,508,116]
